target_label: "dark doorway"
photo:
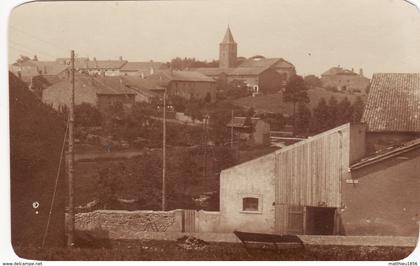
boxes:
[305,207,336,235]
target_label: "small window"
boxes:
[242,197,259,212]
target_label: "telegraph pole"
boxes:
[162,89,166,211]
[203,114,209,178]
[66,50,75,247]
[230,109,234,147]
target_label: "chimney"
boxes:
[119,56,123,61]
[33,55,38,61]
[359,68,364,77]
[351,67,354,73]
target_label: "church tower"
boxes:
[219,26,237,68]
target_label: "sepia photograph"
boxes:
[3,0,420,262]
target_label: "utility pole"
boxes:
[66,50,75,247]
[203,114,209,178]
[162,89,166,211]
[230,109,234,148]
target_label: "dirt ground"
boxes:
[13,239,415,261]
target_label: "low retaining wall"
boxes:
[75,209,221,239]
[75,209,183,239]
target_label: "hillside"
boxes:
[233,87,365,115]
[9,72,66,249]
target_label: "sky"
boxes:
[7,0,420,77]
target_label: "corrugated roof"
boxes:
[350,137,420,171]
[361,73,420,132]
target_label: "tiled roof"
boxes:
[229,67,270,76]
[350,137,420,171]
[96,76,163,95]
[191,67,232,76]
[120,61,165,72]
[361,73,420,132]
[149,70,216,83]
[321,66,356,76]
[238,58,293,69]
[12,60,68,77]
[75,60,127,70]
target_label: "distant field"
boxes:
[233,87,364,115]
[13,239,414,261]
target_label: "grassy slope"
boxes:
[9,72,66,250]
[233,87,364,115]
[14,240,413,261]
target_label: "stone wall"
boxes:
[75,209,222,239]
[75,209,183,239]
[196,211,221,233]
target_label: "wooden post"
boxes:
[230,110,234,147]
[162,89,166,211]
[66,50,75,247]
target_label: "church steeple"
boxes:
[222,25,236,44]
[219,26,237,68]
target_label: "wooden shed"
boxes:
[273,123,366,234]
[219,123,367,235]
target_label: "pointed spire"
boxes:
[221,25,236,44]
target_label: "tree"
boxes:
[336,97,353,125]
[180,150,200,186]
[311,97,329,133]
[326,96,339,128]
[96,168,120,209]
[74,103,102,127]
[351,96,365,122]
[283,75,310,134]
[204,92,212,104]
[185,98,203,122]
[169,95,187,112]
[225,79,250,99]
[295,102,312,135]
[304,74,322,89]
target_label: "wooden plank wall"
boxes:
[274,124,351,233]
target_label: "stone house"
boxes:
[119,61,166,77]
[41,75,135,112]
[10,59,69,96]
[96,87,136,114]
[193,27,295,94]
[321,66,370,94]
[147,70,217,102]
[226,117,271,145]
[361,73,420,153]
[42,76,101,110]
[73,57,128,76]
